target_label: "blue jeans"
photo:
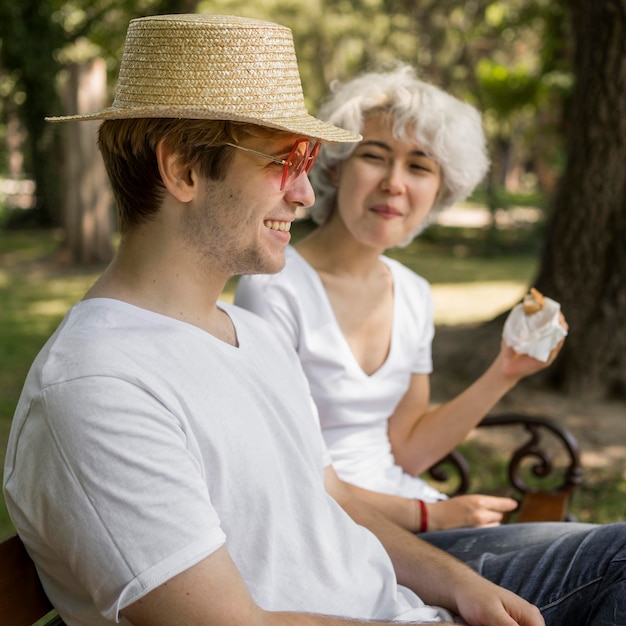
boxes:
[421,522,626,625]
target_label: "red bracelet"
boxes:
[418,499,428,533]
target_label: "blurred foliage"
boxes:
[0,0,200,224]
[0,0,574,227]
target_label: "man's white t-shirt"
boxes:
[4,298,453,624]
[236,246,446,501]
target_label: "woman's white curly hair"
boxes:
[309,65,490,244]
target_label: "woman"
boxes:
[235,65,572,546]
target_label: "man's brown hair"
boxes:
[97,119,279,233]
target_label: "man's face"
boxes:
[181,133,316,278]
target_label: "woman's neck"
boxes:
[296,215,384,280]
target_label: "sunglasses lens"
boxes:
[286,141,308,184]
[281,139,319,190]
[305,141,321,173]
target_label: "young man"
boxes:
[3,14,624,626]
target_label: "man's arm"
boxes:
[325,466,545,626]
[121,544,456,625]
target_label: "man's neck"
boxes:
[84,234,237,345]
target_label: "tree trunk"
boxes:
[61,59,114,265]
[535,0,626,399]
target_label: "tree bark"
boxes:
[535,0,626,398]
[61,59,114,265]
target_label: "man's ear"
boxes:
[156,139,196,203]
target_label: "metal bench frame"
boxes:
[428,412,583,522]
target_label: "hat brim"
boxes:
[45,106,362,144]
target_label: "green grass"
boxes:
[0,230,102,538]
[1,222,622,540]
[385,229,539,325]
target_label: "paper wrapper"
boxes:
[502,296,567,362]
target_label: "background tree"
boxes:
[0,0,200,262]
[535,0,626,398]
[2,0,624,398]
[0,0,66,225]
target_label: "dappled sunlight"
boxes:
[220,276,239,304]
[44,275,96,300]
[27,298,76,318]
[436,205,542,228]
[386,242,539,286]
[431,281,527,324]
[583,446,626,474]
[220,277,528,324]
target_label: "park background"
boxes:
[1,0,625,538]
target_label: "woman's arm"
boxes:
[388,338,566,477]
[343,480,517,531]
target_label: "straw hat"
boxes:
[46,14,361,144]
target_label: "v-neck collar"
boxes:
[289,247,398,379]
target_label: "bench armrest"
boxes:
[427,412,584,522]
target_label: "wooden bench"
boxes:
[428,412,584,522]
[0,534,64,626]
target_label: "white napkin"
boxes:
[502,296,567,362]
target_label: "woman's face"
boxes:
[333,112,441,250]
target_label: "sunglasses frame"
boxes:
[225,138,321,190]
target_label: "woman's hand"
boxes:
[499,312,568,381]
[426,495,518,531]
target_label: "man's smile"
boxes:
[264,220,291,232]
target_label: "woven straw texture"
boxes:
[46,14,360,143]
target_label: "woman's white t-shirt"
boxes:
[236,246,446,502]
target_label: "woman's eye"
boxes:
[410,161,436,173]
[361,151,385,162]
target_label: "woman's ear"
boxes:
[156,139,195,203]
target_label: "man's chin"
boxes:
[251,261,285,276]
[239,254,286,277]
